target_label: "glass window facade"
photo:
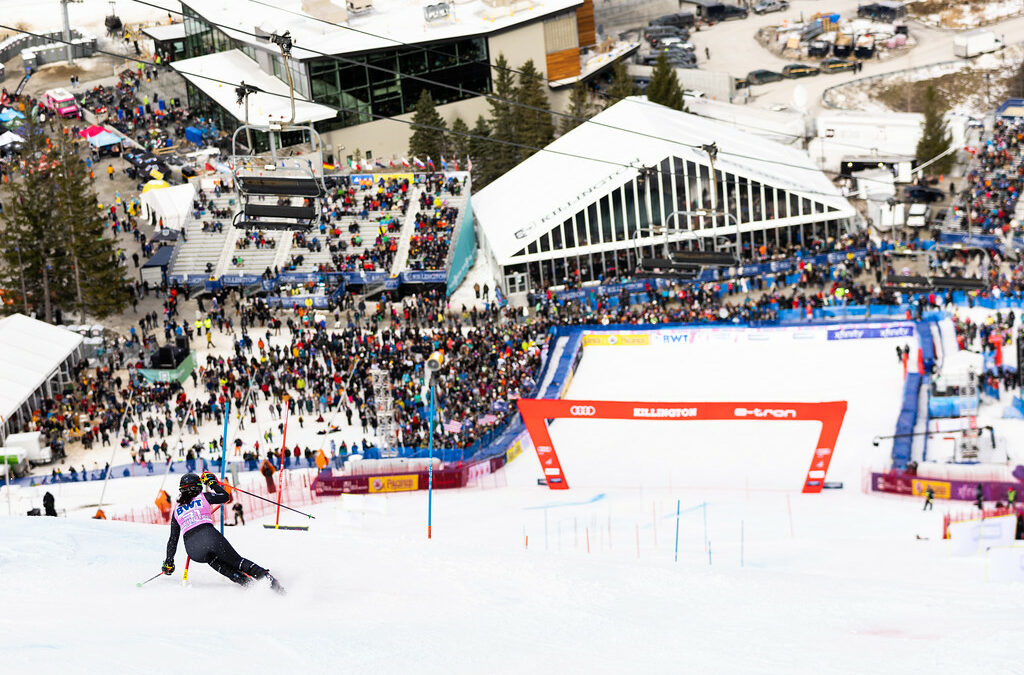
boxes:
[507,154,849,292]
[309,38,490,132]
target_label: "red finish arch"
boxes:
[515,399,848,493]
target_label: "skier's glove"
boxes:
[200,472,218,488]
[162,559,175,575]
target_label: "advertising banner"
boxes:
[368,474,419,493]
[506,440,523,464]
[581,334,650,347]
[911,478,951,500]
[517,398,847,493]
[826,325,914,341]
[871,472,1023,501]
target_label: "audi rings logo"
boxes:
[570,405,597,416]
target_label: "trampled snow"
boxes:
[2,323,1023,674]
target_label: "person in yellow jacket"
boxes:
[194,318,202,335]
[204,317,212,332]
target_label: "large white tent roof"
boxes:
[0,314,83,426]
[472,97,856,265]
[139,182,196,231]
[172,50,338,125]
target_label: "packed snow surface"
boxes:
[2,324,1022,673]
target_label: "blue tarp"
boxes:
[88,130,122,147]
[184,126,205,146]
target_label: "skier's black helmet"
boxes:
[179,473,201,490]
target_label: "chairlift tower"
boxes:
[231,31,327,231]
[370,366,398,458]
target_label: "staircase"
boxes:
[167,194,233,278]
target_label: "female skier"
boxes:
[162,472,284,593]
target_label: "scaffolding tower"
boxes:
[370,367,398,458]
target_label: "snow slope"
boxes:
[2,323,1023,674]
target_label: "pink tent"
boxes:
[78,125,107,139]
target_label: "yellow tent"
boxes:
[142,179,170,192]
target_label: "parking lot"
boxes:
[625,0,1024,113]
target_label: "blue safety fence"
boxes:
[892,373,923,470]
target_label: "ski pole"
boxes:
[137,571,164,588]
[219,481,316,519]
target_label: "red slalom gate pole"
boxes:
[275,408,290,528]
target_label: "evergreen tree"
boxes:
[605,60,638,108]
[0,120,130,321]
[468,115,494,186]
[513,59,554,163]
[1,118,54,319]
[1008,61,1024,100]
[915,85,954,175]
[408,89,447,162]
[448,117,470,164]
[560,81,593,135]
[53,134,132,319]
[646,52,685,111]
[487,54,519,178]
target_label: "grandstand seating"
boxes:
[168,176,467,280]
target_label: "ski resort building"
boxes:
[471,98,860,303]
[173,0,636,163]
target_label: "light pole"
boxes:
[424,351,443,539]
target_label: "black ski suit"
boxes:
[165,483,269,586]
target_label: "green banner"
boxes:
[138,351,196,384]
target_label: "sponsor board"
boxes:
[368,474,419,493]
[827,325,914,341]
[734,407,797,419]
[582,333,650,347]
[633,406,698,418]
[912,478,951,500]
[506,441,523,464]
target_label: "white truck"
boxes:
[954,29,1002,58]
[906,203,931,228]
[5,431,52,465]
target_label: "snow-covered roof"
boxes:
[171,50,338,125]
[182,0,582,60]
[141,23,187,42]
[472,97,856,265]
[0,314,83,426]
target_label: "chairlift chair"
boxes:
[229,31,328,232]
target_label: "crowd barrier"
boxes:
[891,374,923,470]
[109,470,320,524]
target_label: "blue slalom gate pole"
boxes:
[220,400,229,535]
[427,383,434,539]
[673,499,680,563]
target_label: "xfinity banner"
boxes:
[827,325,914,341]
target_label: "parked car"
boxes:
[644,25,684,44]
[781,63,820,78]
[703,3,749,21]
[649,12,695,29]
[903,185,946,203]
[906,203,931,228]
[747,69,784,84]
[753,0,789,14]
[820,58,858,73]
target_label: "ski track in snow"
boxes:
[3,325,1024,673]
